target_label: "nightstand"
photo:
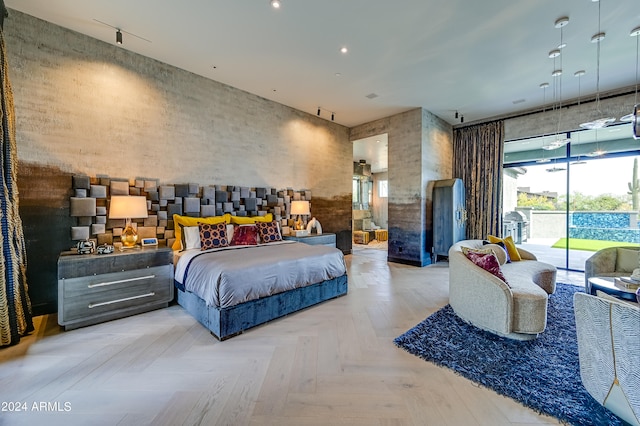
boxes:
[283,233,336,247]
[57,246,173,330]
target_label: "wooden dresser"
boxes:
[57,246,173,330]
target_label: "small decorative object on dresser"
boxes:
[306,217,322,235]
[76,239,96,255]
[57,246,173,330]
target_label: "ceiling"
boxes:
[6,0,640,130]
[353,134,388,173]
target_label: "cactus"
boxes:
[628,158,639,211]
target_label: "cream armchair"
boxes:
[584,246,640,294]
[574,292,640,426]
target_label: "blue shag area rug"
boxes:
[394,283,624,426]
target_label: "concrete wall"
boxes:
[5,10,352,315]
[350,108,453,266]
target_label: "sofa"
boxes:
[584,246,640,294]
[449,240,557,340]
[574,292,640,426]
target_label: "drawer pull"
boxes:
[88,292,156,309]
[87,275,156,288]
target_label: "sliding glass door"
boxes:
[503,124,640,271]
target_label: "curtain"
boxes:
[0,7,33,347]
[453,121,505,240]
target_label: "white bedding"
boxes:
[174,241,347,308]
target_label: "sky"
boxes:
[515,155,638,197]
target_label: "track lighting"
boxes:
[316,106,335,121]
[460,115,464,123]
[455,111,459,119]
[116,30,122,45]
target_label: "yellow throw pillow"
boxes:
[487,235,521,261]
[172,213,231,250]
[229,213,273,225]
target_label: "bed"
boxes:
[174,240,348,340]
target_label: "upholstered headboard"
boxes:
[68,175,310,248]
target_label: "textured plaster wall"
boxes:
[351,108,453,266]
[5,10,352,314]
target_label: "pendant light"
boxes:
[620,26,640,125]
[545,17,570,151]
[579,0,616,130]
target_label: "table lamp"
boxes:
[290,200,310,236]
[109,196,149,248]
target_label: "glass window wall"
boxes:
[503,123,640,271]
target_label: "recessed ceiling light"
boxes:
[335,72,342,77]
[270,0,281,9]
[340,46,348,54]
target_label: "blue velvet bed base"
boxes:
[176,274,348,340]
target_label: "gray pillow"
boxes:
[615,248,639,273]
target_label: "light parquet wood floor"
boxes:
[0,248,584,426]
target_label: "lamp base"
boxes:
[291,230,309,237]
[120,223,139,248]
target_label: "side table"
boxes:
[587,276,639,303]
[58,246,174,330]
[283,233,336,247]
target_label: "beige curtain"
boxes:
[453,121,505,240]
[0,7,33,347]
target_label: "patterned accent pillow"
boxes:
[255,220,282,243]
[199,222,229,250]
[464,251,509,286]
[230,224,258,246]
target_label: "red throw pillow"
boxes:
[465,251,509,285]
[230,225,258,246]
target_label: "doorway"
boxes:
[352,134,388,251]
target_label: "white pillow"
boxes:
[183,226,201,250]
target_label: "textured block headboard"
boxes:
[69,175,311,248]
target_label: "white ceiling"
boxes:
[6,0,640,130]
